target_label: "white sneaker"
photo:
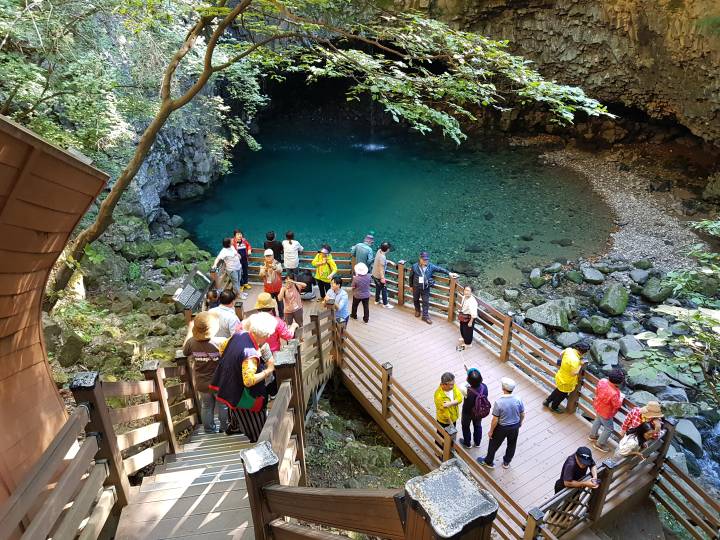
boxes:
[384,304,394,309]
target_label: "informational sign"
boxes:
[173,269,213,312]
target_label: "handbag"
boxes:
[458,313,472,323]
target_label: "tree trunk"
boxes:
[48,103,174,299]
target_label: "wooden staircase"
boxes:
[115,428,254,539]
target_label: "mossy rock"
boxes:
[599,283,629,316]
[121,241,154,261]
[176,239,201,263]
[141,301,173,318]
[641,277,673,303]
[52,368,69,388]
[166,313,188,330]
[565,270,584,284]
[196,261,212,274]
[154,257,170,269]
[152,239,175,258]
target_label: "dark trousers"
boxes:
[270,292,284,318]
[461,413,482,447]
[484,423,520,466]
[317,280,331,298]
[546,388,569,409]
[413,286,430,318]
[351,297,370,322]
[240,256,249,286]
[373,277,388,305]
[460,319,474,345]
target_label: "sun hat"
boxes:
[320,247,329,254]
[263,248,274,257]
[354,262,368,276]
[419,251,430,260]
[192,311,219,341]
[640,401,663,418]
[575,446,594,466]
[501,377,516,392]
[254,292,278,311]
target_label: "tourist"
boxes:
[620,401,663,439]
[278,274,306,340]
[182,312,228,434]
[409,251,456,324]
[282,231,304,278]
[209,290,241,338]
[434,372,463,429]
[479,377,524,469]
[457,285,479,350]
[232,229,252,293]
[616,422,655,460]
[296,268,316,300]
[209,312,277,442]
[311,244,337,300]
[554,447,599,493]
[371,241,394,309]
[460,367,489,448]
[212,238,242,295]
[324,276,349,327]
[351,262,372,323]
[205,289,220,310]
[264,231,284,261]
[259,248,284,317]
[351,234,375,268]
[543,343,589,413]
[589,369,625,452]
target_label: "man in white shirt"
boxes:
[208,290,241,338]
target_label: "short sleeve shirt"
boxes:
[209,305,240,338]
[492,395,525,426]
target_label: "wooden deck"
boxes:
[116,428,253,539]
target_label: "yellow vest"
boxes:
[434,385,463,424]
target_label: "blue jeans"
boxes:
[461,413,482,447]
[590,415,614,445]
[373,277,388,305]
[227,270,241,295]
[201,392,228,433]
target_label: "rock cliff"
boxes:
[405,0,720,146]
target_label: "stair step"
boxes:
[143,461,246,485]
[162,455,247,472]
[140,468,246,492]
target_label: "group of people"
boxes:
[435,343,666,493]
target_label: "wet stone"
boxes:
[630,269,649,284]
[582,267,605,284]
[565,270,584,284]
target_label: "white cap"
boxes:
[263,248,274,257]
[354,262,368,276]
[500,377,516,392]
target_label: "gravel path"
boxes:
[540,148,701,271]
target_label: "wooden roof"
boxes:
[0,116,107,506]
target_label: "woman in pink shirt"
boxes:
[589,369,625,452]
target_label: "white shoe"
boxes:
[384,304,394,309]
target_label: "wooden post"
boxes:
[653,418,678,474]
[499,315,513,362]
[566,365,586,414]
[441,424,457,461]
[69,372,131,507]
[183,308,192,323]
[447,276,458,323]
[523,507,545,540]
[241,441,281,540]
[311,314,324,373]
[403,459,498,539]
[235,300,244,320]
[274,343,307,485]
[380,362,393,418]
[142,360,179,454]
[397,261,406,307]
[588,460,616,521]
[175,353,201,423]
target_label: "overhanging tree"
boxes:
[45,0,613,294]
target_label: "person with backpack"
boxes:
[479,377,524,469]
[259,248,284,317]
[460,367,490,448]
[589,369,625,452]
[434,372,463,429]
[543,343,589,413]
[282,231,304,278]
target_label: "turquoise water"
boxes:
[170,124,613,285]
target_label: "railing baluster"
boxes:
[380,362,393,418]
[447,275,457,322]
[499,316,513,361]
[524,507,545,540]
[587,460,616,521]
[653,418,677,474]
[275,342,307,486]
[397,261,406,307]
[176,353,202,426]
[142,360,179,454]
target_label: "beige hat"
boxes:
[192,311,219,341]
[254,292,277,311]
[640,401,663,419]
[263,248,274,257]
[354,262,368,276]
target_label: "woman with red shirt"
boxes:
[589,369,625,452]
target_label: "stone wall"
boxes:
[403,0,720,147]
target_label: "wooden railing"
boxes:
[0,405,117,540]
[300,310,337,410]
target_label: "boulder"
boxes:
[142,301,173,318]
[530,322,549,339]
[665,446,689,475]
[634,259,653,270]
[599,283,629,316]
[503,289,520,301]
[657,386,689,403]
[590,339,621,367]
[619,335,643,356]
[152,239,175,258]
[589,315,612,335]
[675,419,703,458]
[176,239,202,263]
[629,269,650,285]
[607,331,623,340]
[565,270,584,284]
[660,401,699,418]
[556,332,581,348]
[594,263,611,274]
[641,277,672,303]
[154,257,170,269]
[628,390,659,406]
[58,332,88,368]
[647,316,669,331]
[525,300,571,331]
[670,322,691,335]
[42,312,62,353]
[489,299,513,314]
[449,260,480,277]
[545,262,562,274]
[529,268,545,288]
[621,320,644,335]
[493,277,506,286]
[627,368,672,393]
[166,313,188,330]
[582,267,605,284]
[120,241,154,261]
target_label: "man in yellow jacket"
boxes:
[434,372,463,427]
[543,343,589,413]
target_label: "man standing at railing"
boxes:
[409,251,457,325]
[479,377,524,469]
[351,233,375,268]
[554,447,599,493]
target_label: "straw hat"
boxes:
[254,292,278,311]
[192,311,219,341]
[354,262,368,276]
[640,401,663,419]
